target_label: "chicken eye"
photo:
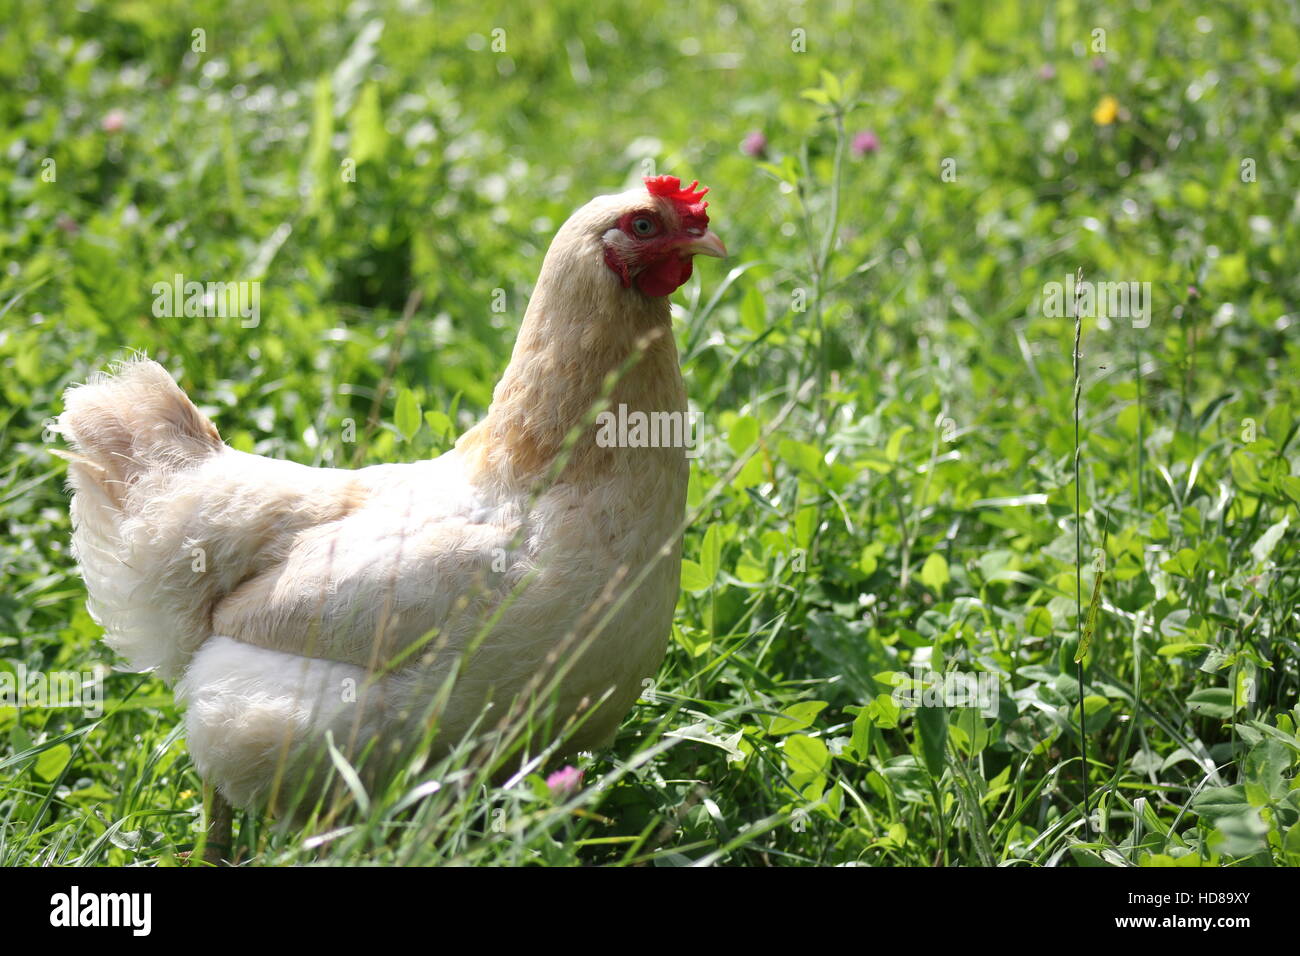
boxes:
[631,216,656,236]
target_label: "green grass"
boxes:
[2,0,1299,866]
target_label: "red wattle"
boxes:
[636,257,693,297]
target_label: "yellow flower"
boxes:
[1092,95,1120,125]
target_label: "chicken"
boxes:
[58,176,726,827]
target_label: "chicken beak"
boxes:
[679,230,727,259]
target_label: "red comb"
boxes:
[645,175,709,204]
[644,175,710,231]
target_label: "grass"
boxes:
[1,0,1299,866]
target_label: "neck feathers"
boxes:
[458,227,687,488]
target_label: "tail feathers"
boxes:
[58,357,225,680]
[58,357,222,511]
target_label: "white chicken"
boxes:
[58,176,726,846]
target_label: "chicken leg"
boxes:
[203,787,233,865]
